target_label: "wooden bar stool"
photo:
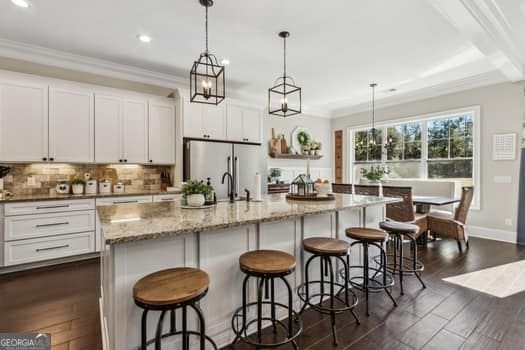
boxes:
[378,220,426,295]
[231,250,302,349]
[297,237,359,345]
[133,267,218,350]
[343,227,397,316]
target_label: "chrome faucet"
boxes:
[221,172,235,202]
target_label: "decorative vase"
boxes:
[72,184,84,195]
[187,194,205,207]
[378,182,383,197]
[315,150,321,156]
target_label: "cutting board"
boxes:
[269,128,281,154]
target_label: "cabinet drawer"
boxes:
[153,194,181,203]
[96,196,152,206]
[4,199,95,216]
[4,210,95,241]
[4,231,95,266]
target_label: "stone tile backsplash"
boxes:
[0,163,173,195]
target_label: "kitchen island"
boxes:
[97,193,399,350]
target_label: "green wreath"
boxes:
[297,131,310,146]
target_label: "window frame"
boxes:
[346,106,481,210]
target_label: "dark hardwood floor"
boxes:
[1,237,524,350]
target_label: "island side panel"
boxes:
[199,224,257,347]
[109,233,198,350]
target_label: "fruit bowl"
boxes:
[314,182,331,197]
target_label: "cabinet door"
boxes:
[122,98,148,163]
[242,107,262,143]
[49,86,94,162]
[226,104,243,142]
[205,104,226,140]
[183,101,205,138]
[0,80,48,162]
[148,99,175,164]
[95,94,122,163]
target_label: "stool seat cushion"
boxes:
[133,267,209,307]
[345,227,387,242]
[303,237,350,255]
[379,220,419,234]
[240,250,296,275]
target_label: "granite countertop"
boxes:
[98,193,401,245]
[0,189,181,203]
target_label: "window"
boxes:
[348,107,480,209]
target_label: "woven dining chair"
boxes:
[427,186,474,252]
[382,186,427,238]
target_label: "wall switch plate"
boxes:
[27,176,36,186]
[494,176,512,184]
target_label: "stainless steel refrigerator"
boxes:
[183,139,267,200]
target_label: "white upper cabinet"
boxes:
[226,104,262,143]
[0,79,48,162]
[95,94,122,163]
[122,98,148,164]
[148,98,176,164]
[183,101,205,139]
[49,86,94,163]
[205,104,226,140]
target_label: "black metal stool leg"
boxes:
[299,254,315,316]
[189,303,207,350]
[363,242,370,316]
[399,235,404,295]
[155,310,167,350]
[280,276,294,339]
[170,309,176,333]
[320,257,325,305]
[326,256,338,345]
[407,234,426,289]
[270,277,277,333]
[140,309,149,350]
[257,278,264,342]
[182,306,189,350]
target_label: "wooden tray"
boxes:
[286,193,335,201]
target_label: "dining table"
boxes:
[413,195,460,214]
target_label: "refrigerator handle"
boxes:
[234,156,239,197]
[227,156,232,195]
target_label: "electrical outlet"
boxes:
[504,218,512,226]
[27,176,36,186]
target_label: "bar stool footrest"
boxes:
[373,254,425,274]
[231,301,302,348]
[138,330,218,350]
[340,265,395,292]
[297,280,358,315]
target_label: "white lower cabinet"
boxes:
[4,231,95,266]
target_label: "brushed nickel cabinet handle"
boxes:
[36,222,69,228]
[36,244,70,252]
[36,204,70,210]
[112,200,139,204]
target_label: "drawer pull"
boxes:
[36,222,70,228]
[36,204,70,210]
[113,200,139,204]
[36,244,70,252]
[161,198,175,201]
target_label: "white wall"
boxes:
[332,82,525,239]
[265,113,333,182]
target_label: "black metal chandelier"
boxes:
[190,0,225,105]
[368,83,378,150]
[268,31,302,117]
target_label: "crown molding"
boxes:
[0,38,189,89]
[330,70,506,118]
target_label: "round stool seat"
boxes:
[239,250,296,276]
[379,220,419,235]
[303,237,350,256]
[133,267,209,307]
[345,227,387,242]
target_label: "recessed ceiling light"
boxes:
[137,34,152,43]
[221,59,230,65]
[11,0,30,8]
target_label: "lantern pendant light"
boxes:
[268,31,302,117]
[190,0,225,105]
[369,83,378,150]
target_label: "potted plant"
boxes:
[269,168,282,184]
[71,178,85,195]
[182,180,213,207]
[360,165,391,184]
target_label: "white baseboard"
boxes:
[467,225,517,243]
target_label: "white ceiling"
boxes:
[0,0,522,117]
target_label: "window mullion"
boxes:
[421,121,428,179]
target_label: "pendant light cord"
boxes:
[372,84,375,129]
[283,35,287,78]
[205,4,209,54]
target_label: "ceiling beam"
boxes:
[426,0,524,81]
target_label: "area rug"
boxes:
[443,260,525,298]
